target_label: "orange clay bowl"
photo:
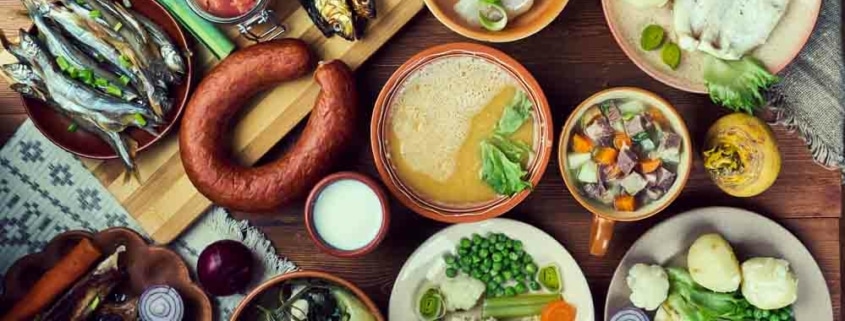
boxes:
[21,0,192,160]
[425,0,569,42]
[229,271,385,321]
[371,42,554,223]
[558,87,693,222]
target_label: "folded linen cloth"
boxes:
[0,120,297,320]
[767,0,845,181]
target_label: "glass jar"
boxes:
[186,0,286,42]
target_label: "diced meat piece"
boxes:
[620,172,648,195]
[600,101,625,131]
[582,183,612,204]
[624,115,646,137]
[617,146,639,175]
[646,187,665,200]
[656,167,677,190]
[584,117,614,146]
[644,171,658,187]
[658,132,682,162]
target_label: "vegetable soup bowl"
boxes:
[371,42,554,223]
[425,0,570,42]
[558,87,692,257]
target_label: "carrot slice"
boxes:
[614,194,636,212]
[1,238,102,321]
[541,300,577,321]
[649,107,668,125]
[572,134,593,153]
[640,158,662,173]
[593,147,618,165]
[613,133,632,149]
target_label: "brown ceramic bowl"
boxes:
[371,42,554,223]
[558,87,692,256]
[304,172,390,258]
[0,228,212,320]
[425,0,569,42]
[21,0,192,160]
[229,271,385,321]
[602,0,820,93]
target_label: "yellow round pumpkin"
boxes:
[703,113,781,197]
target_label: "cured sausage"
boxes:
[179,39,358,212]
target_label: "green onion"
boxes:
[94,53,104,63]
[113,22,123,32]
[78,69,94,84]
[156,0,235,59]
[89,9,102,19]
[75,0,85,4]
[133,113,147,126]
[482,294,560,318]
[118,55,132,68]
[94,77,109,87]
[87,295,101,312]
[55,56,70,71]
[67,67,79,79]
[119,75,131,85]
[67,123,78,132]
[106,84,122,97]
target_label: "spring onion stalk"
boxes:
[67,123,78,132]
[113,21,123,32]
[133,114,147,126]
[89,9,102,18]
[482,293,560,318]
[119,75,131,85]
[154,0,235,59]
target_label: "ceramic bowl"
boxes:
[601,0,820,93]
[0,228,212,320]
[21,0,192,160]
[229,271,385,321]
[371,42,554,223]
[304,172,391,258]
[425,0,569,42]
[558,87,692,256]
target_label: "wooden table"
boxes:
[0,0,841,319]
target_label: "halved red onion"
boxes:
[139,286,184,321]
[610,307,650,321]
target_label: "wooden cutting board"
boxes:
[70,0,425,243]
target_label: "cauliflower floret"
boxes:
[627,263,670,311]
[440,275,486,312]
[741,257,798,310]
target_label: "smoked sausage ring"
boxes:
[179,39,358,212]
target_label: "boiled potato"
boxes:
[687,233,742,292]
[741,257,798,310]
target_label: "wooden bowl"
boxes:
[21,0,192,160]
[425,0,569,42]
[557,87,692,256]
[0,228,212,320]
[371,42,554,223]
[602,0,821,93]
[304,172,391,258]
[229,271,385,321]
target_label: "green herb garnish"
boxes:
[480,140,531,196]
[67,66,79,79]
[495,90,533,135]
[118,54,132,68]
[119,75,131,85]
[133,113,146,126]
[89,9,102,19]
[113,22,123,32]
[67,123,78,132]
[78,69,94,84]
[94,77,109,87]
[56,56,70,71]
[106,84,122,97]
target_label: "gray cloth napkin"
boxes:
[768,0,845,181]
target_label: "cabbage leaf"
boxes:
[704,55,779,114]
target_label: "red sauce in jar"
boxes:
[198,0,257,18]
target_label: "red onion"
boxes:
[139,286,184,321]
[197,240,254,296]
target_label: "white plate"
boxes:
[389,218,594,320]
[604,207,833,320]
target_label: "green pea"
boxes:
[512,269,523,279]
[472,269,483,279]
[504,286,516,297]
[495,288,505,297]
[513,249,524,258]
[487,281,497,290]
[754,309,763,319]
[481,264,491,273]
[472,233,482,244]
[506,239,514,249]
[458,248,469,256]
[480,240,490,249]
[769,315,779,321]
[495,243,505,251]
[460,237,471,248]
[486,287,496,297]
[492,262,502,272]
[493,275,504,284]
[529,281,541,291]
[461,266,471,274]
[508,251,519,261]
[502,270,513,280]
[481,274,491,283]
[515,282,527,294]
[525,263,538,274]
[761,310,770,318]
[472,256,482,264]
[482,260,492,268]
[492,252,503,262]
[489,269,499,277]
[471,244,479,253]
[444,254,456,264]
[479,248,489,258]
[460,256,471,265]
[513,240,523,251]
[445,268,457,278]
[522,255,533,264]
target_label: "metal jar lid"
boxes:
[186,0,286,42]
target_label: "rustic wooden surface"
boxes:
[0,0,841,319]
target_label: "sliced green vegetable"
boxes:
[118,55,132,68]
[119,75,131,86]
[478,2,508,32]
[78,69,94,84]
[496,90,533,135]
[133,113,147,126]
[94,77,109,87]
[703,55,779,113]
[661,42,681,70]
[89,9,102,19]
[482,293,560,318]
[67,123,78,132]
[113,22,123,32]
[480,140,531,196]
[417,288,445,321]
[106,84,122,97]
[55,56,70,71]
[537,264,562,292]
[67,67,79,79]
[156,0,235,58]
[640,24,665,51]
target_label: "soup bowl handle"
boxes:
[589,215,616,257]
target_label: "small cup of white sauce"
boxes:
[305,172,390,257]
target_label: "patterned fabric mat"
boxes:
[0,120,298,320]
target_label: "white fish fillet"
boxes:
[673,0,790,60]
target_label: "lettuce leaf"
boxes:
[488,133,531,164]
[480,140,531,196]
[703,55,779,114]
[496,90,533,135]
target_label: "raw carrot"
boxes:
[1,238,102,321]
[541,300,577,321]
[614,194,636,212]
[613,133,632,149]
[593,147,618,165]
[640,158,662,173]
[571,134,593,153]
